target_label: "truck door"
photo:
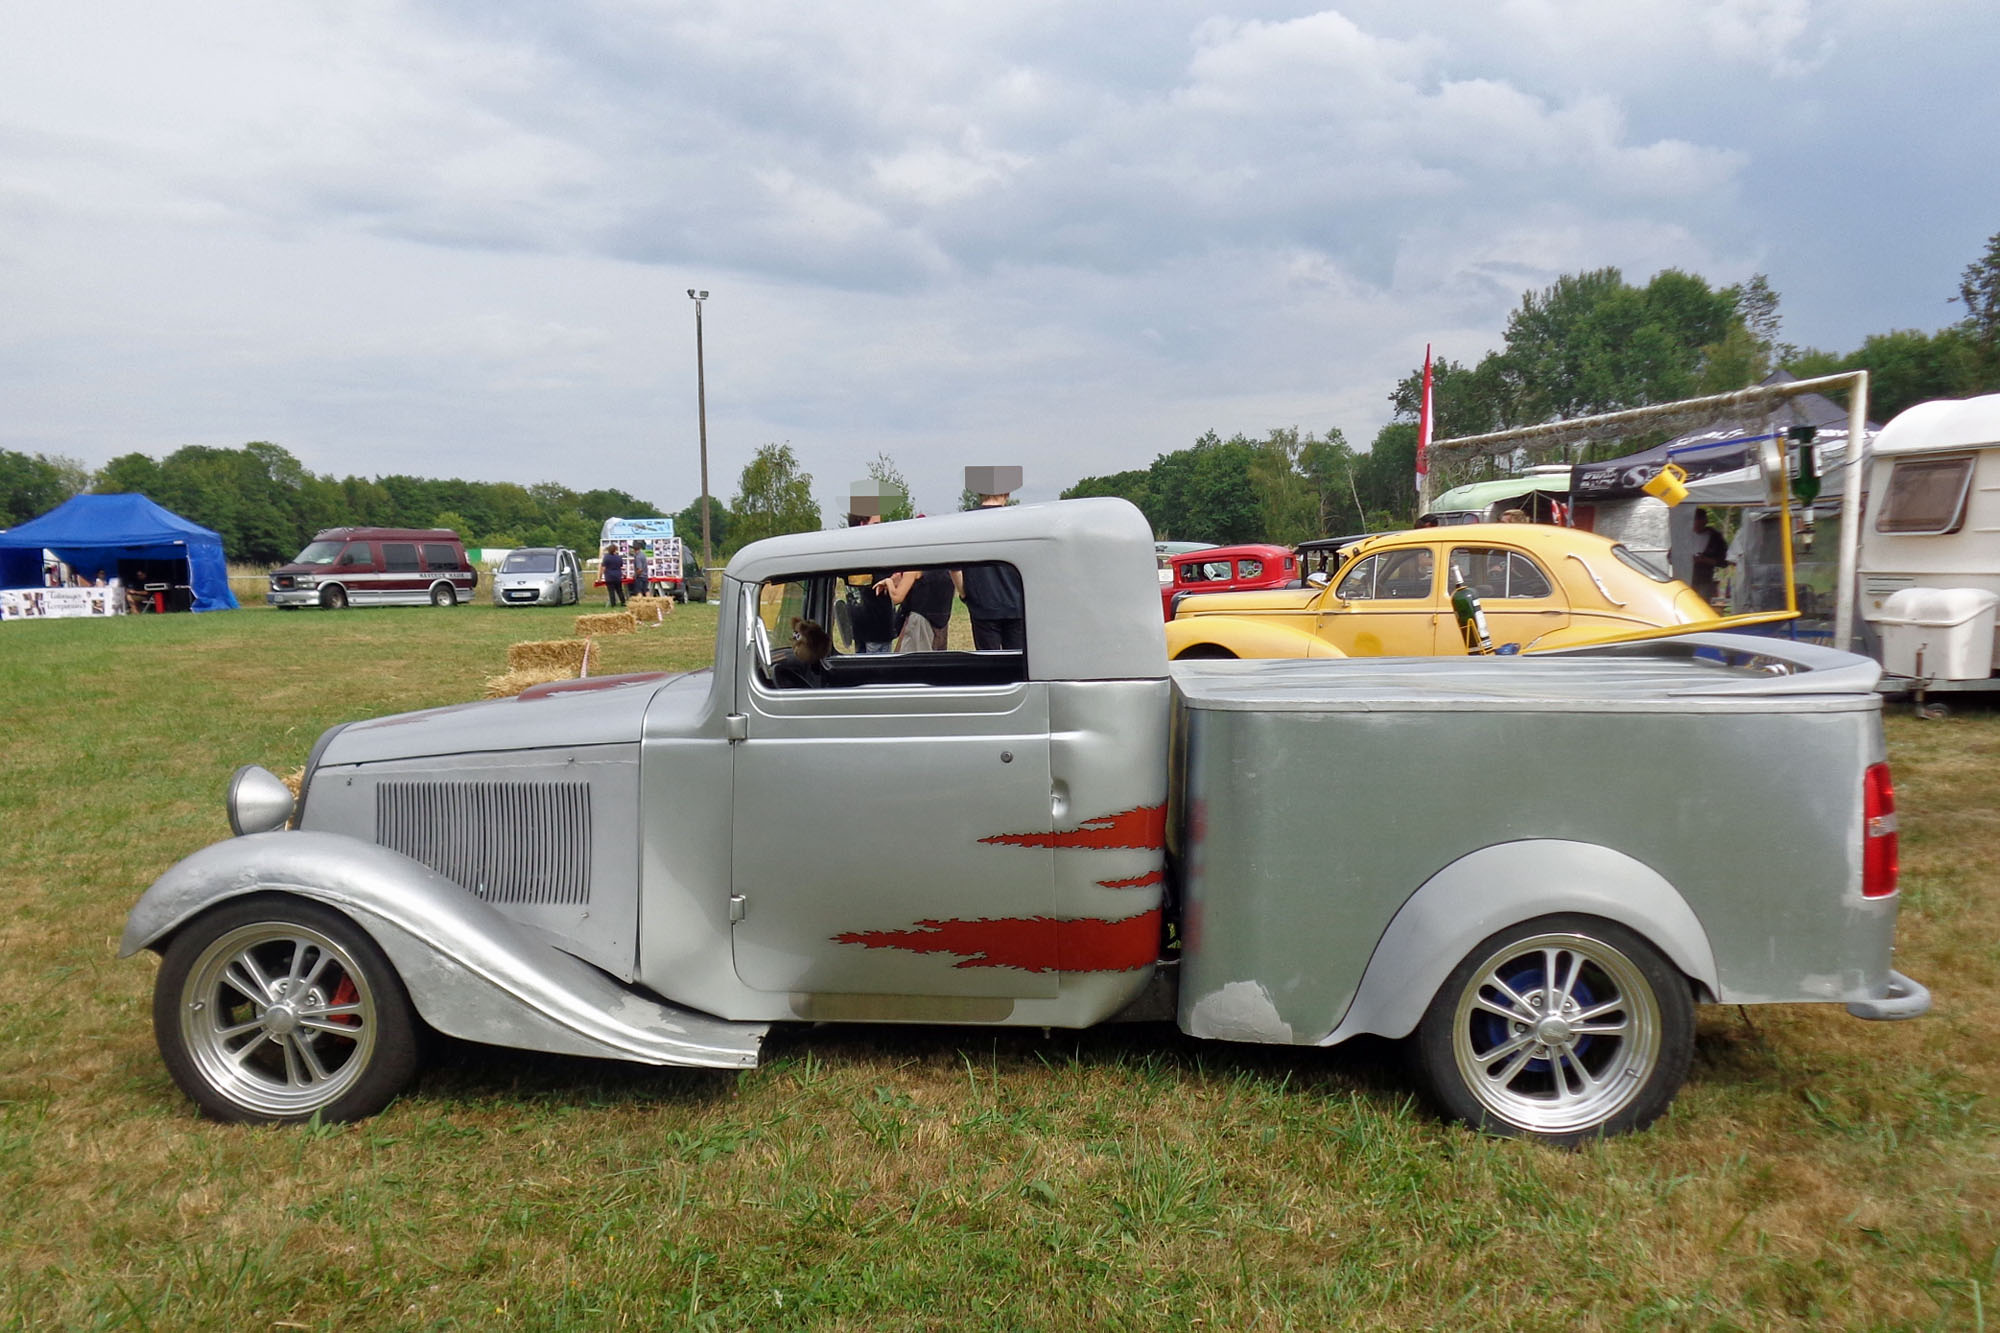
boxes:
[728,574,1058,998]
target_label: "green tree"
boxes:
[728,443,820,553]
[674,495,732,553]
[1787,328,1985,422]
[1061,468,1154,515]
[0,450,88,526]
[1955,228,2000,364]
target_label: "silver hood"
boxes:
[317,671,695,767]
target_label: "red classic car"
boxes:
[1160,543,1299,619]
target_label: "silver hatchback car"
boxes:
[492,547,582,606]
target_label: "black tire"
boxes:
[1411,913,1694,1145]
[1174,644,1238,660]
[321,586,348,611]
[430,583,456,607]
[153,895,422,1124]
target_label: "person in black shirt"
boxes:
[953,492,1026,651]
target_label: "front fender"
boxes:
[124,831,763,1069]
[1322,840,1719,1044]
[1165,616,1344,661]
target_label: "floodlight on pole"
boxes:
[688,289,712,573]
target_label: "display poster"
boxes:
[0,587,125,620]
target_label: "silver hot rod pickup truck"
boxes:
[123,498,1928,1144]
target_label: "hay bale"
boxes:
[574,611,637,638]
[507,639,593,674]
[626,594,675,624]
[483,667,574,699]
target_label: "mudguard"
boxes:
[1165,616,1344,661]
[122,831,765,1070]
[1320,840,1721,1045]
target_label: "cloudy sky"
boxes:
[4,1,1995,519]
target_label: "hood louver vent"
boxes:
[375,780,591,905]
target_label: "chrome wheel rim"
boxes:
[178,920,378,1117]
[1450,930,1661,1135]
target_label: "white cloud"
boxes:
[1,0,1992,518]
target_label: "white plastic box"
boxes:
[1874,587,2000,680]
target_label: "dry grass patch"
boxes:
[626,594,675,623]
[574,610,636,637]
[505,638,593,674]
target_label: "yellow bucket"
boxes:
[1641,462,1689,506]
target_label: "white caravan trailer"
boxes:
[1858,393,2000,695]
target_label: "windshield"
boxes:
[503,551,558,573]
[292,541,344,566]
[1611,544,1674,583]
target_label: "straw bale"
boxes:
[483,668,574,699]
[575,611,637,638]
[280,767,305,798]
[626,595,675,624]
[507,639,593,674]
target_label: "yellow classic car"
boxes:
[1165,523,1721,659]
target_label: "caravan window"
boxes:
[1876,456,1974,535]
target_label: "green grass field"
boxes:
[1,603,1995,1330]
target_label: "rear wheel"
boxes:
[1174,644,1237,660]
[1412,914,1693,1145]
[320,586,347,611]
[430,583,456,607]
[153,896,422,1124]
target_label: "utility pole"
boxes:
[687,288,712,573]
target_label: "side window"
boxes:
[1505,553,1553,598]
[337,544,368,567]
[382,543,421,573]
[1335,554,1378,600]
[1238,557,1264,579]
[1376,548,1434,599]
[1876,456,1974,534]
[756,563,1024,690]
[422,543,461,570]
[1449,547,1553,599]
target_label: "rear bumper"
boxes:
[1846,969,1932,1020]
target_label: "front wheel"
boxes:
[430,582,456,607]
[1174,644,1237,660]
[320,585,347,611]
[1411,914,1693,1145]
[153,896,422,1123]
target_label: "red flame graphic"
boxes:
[979,803,1166,851]
[834,909,1161,973]
[1096,870,1165,889]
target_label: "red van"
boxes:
[1161,543,1298,619]
[267,528,477,610]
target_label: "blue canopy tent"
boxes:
[0,494,240,611]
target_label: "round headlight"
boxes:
[227,765,297,836]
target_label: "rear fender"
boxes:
[1165,617,1343,660]
[1322,840,1719,1044]
[122,831,763,1069]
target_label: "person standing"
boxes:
[602,546,627,606]
[1690,508,1731,604]
[954,467,1027,651]
[843,512,898,652]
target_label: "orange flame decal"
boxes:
[834,909,1160,973]
[979,803,1166,851]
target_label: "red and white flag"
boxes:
[1414,343,1433,497]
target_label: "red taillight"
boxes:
[1863,762,1899,898]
